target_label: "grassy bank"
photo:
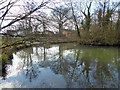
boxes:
[0,35,77,64]
[1,30,119,65]
[1,37,30,65]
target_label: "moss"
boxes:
[16,44,25,50]
[10,46,14,50]
[30,40,33,43]
[1,54,8,62]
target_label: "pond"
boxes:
[0,43,119,88]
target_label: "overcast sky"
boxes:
[0,0,119,32]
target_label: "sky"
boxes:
[0,0,119,32]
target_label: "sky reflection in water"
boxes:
[0,43,119,88]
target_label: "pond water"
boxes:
[0,43,119,88]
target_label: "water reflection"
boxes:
[1,55,13,80]
[0,43,119,88]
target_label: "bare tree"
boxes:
[51,5,71,34]
[0,0,50,31]
[70,0,81,38]
[37,12,49,31]
[0,0,19,30]
[81,2,92,31]
[30,11,50,33]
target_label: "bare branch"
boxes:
[0,0,7,5]
[1,1,49,30]
[70,0,80,37]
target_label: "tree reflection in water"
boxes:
[16,48,40,82]
[2,55,13,80]
[1,43,119,88]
